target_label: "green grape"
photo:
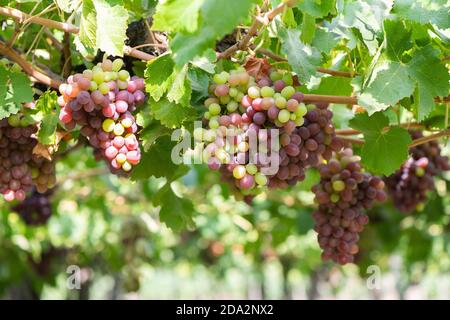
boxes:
[270,71,283,81]
[282,73,293,86]
[233,165,246,179]
[112,59,124,72]
[99,82,110,94]
[278,109,290,123]
[209,118,219,129]
[281,86,295,99]
[229,87,238,97]
[294,117,304,126]
[204,111,211,120]
[290,113,297,121]
[275,96,287,108]
[7,114,21,127]
[261,86,275,97]
[89,81,98,91]
[209,103,221,116]
[219,95,231,104]
[295,103,307,117]
[248,86,260,99]
[93,70,105,84]
[255,172,268,186]
[118,70,130,81]
[246,164,258,175]
[213,72,229,84]
[332,180,346,192]
[102,119,115,132]
[330,194,340,203]
[227,101,239,112]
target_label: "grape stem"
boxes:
[216,2,288,60]
[336,123,425,136]
[0,6,155,61]
[253,46,355,78]
[0,40,63,88]
[338,129,450,148]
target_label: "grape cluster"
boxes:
[0,114,56,202]
[384,131,450,213]
[195,67,341,196]
[58,58,145,174]
[12,188,53,225]
[312,148,386,264]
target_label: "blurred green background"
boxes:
[1,143,449,300]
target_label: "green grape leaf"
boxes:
[308,76,353,96]
[297,0,336,18]
[78,0,128,56]
[331,0,393,54]
[144,54,175,102]
[406,45,450,121]
[312,27,339,53]
[384,19,413,62]
[394,0,450,29]
[167,64,192,106]
[349,112,412,175]
[152,0,204,33]
[132,136,187,180]
[0,66,33,119]
[9,70,33,106]
[139,121,172,152]
[358,61,415,114]
[151,98,196,128]
[35,91,60,145]
[93,0,129,56]
[153,182,194,231]
[170,0,256,66]
[279,29,321,83]
[300,13,316,44]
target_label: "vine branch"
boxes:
[254,46,354,78]
[0,6,155,61]
[0,40,63,88]
[217,2,287,60]
[338,129,450,148]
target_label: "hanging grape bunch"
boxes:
[58,58,146,174]
[12,188,53,225]
[195,66,342,197]
[0,111,56,202]
[384,130,450,213]
[311,148,387,265]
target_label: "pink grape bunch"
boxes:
[195,67,341,197]
[384,130,450,213]
[58,58,145,174]
[311,148,386,265]
[0,112,56,202]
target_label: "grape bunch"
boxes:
[384,131,450,213]
[194,67,341,197]
[311,148,386,264]
[12,188,53,225]
[0,113,56,202]
[58,58,145,174]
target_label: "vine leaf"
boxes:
[35,91,60,146]
[153,180,194,231]
[150,98,196,128]
[132,135,188,181]
[358,61,415,114]
[170,0,256,66]
[78,0,129,56]
[349,112,412,176]
[152,0,204,33]
[0,66,33,120]
[393,0,450,29]
[279,29,321,83]
[407,45,450,121]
